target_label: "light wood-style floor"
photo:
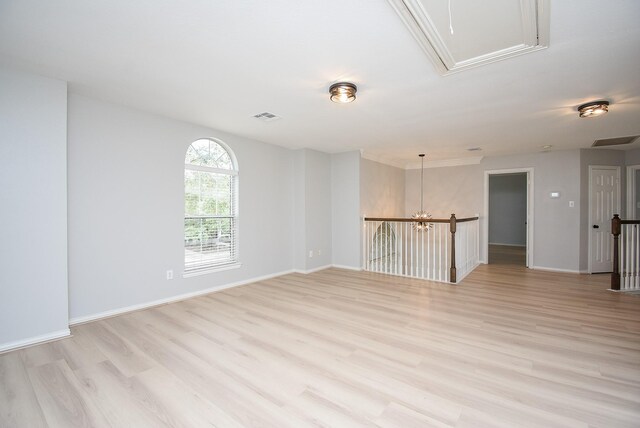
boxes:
[2,265,639,427]
[489,244,526,266]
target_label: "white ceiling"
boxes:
[1,0,639,166]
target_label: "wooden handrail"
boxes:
[611,214,640,291]
[364,216,479,223]
[612,214,621,291]
[363,214,479,283]
[450,214,457,283]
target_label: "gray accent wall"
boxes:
[489,174,527,246]
[0,67,69,349]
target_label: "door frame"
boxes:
[483,168,534,267]
[587,165,621,274]
[627,164,640,218]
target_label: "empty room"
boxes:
[1,1,640,427]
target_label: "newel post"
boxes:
[450,213,457,283]
[611,214,621,290]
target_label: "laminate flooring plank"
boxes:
[79,321,153,377]
[27,360,110,428]
[134,365,246,428]
[71,360,173,428]
[0,352,48,428]
[373,402,455,428]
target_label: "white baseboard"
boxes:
[293,264,332,274]
[0,328,71,354]
[331,264,362,271]
[531,266,582,274]
[294,264,363,274]
[69,269,295,326]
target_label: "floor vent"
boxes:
[592,135,639,147]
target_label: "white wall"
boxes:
[67,94,295,321]
[331,152,361,269]
[360,158,405,217]
[0,67,69,349]
[488,174,527,246]
[303,150,332,270]
[292,150,307,271]
[405,151,582,271]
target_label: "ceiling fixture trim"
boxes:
[329,82,357,103]
[387,0,550,75]
[578,100,609,118]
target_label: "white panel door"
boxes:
[589,166,620,273]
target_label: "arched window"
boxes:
[184,139,238,273]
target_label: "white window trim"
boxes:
[183,262,242,278]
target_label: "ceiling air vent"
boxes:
[592,135,639,147]
[388,0,550,75]
[252,112,281,122]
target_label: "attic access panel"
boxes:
[388,0,550,74]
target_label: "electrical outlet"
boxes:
[309,250,313,258]
[166,270,173,280]
[318,249,322,256]
[569,201,574,208]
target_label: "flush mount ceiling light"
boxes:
[578,100,609,118]
[329,82,357,103]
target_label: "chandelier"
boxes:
[412,153,432,231]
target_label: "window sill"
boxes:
[183,262,242,278]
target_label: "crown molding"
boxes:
[360,150,407,169]
[361,151,483,170]
[405,156,483,169]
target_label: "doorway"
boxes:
[588,165,620,273]
[484,169,534,267]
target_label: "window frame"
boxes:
[183,138,240,277]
